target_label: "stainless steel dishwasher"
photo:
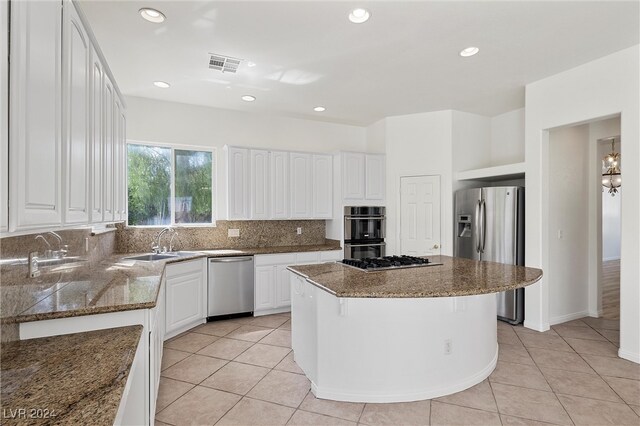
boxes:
[208,256,254,318]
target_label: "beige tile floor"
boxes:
[155,314,639,426]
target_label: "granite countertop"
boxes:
[0,325,142,425]
[0,243,341,324]
[287,255,542,298]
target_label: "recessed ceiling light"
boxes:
[241,95,256,102]
[139,8,166,23]
[459,46,479,57]
[348,8,370,24]
[313,106,326,112]
[153,81,170,88]
[247,62,257,68]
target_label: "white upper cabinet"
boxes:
[312,154,333,218]
[226,146,334,220]
[227,147,250,219]
[5,0,126,233]
[342,152,365,200]
[102,74,115,222]
[113,98,126,221]
[9,0,63,230]
[290,153,313,218]
[119,111,127,219]
[270,151,289,219]
[340,152,386,203]
[250,149,270,219]
[62,2,90,224]
[1,2,8,232]
[89,46,103,223]
[365,154,385,200]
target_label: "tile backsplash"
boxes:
[115,220,327,253]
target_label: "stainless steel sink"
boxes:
[124,253,178,262]
[169,251,200,258]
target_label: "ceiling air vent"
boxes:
[209,53,242,73]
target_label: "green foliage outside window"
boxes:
[127,145,171,226]
[174,149,213,224]
[127,144,214,226]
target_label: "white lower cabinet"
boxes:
[276,264,292,307]
[290,273,317,380]
[255,265,276,311]
[254,253,296,316]
[254,250,341,316]
[149,280,165,422]
[116,329,147,426]
[165,259,207,338]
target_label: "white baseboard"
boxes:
[523,320,550,332]
[254,306,291,317]
[164,318,206,340]
[618,348,640,364]
[549,311,589,326]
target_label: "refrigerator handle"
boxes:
[480,199,487,253]
[475,201,481,253]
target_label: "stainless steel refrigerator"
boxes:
[454,187,525,324]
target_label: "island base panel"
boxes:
[291,274,498,403]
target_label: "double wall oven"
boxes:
[344,206,386,259]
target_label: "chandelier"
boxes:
[602,137,621,196]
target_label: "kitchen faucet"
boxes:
[34,232,68,258]
[169,230,179,252]
[47,232,68,257]
[152,227,174,254]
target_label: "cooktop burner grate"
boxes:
[341,255,442,271]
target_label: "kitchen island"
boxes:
[287,255,542,403]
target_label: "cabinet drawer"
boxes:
[319,250,342,262]
[254,253,296,267]
[165,258,204,278]
[296,252,320,264]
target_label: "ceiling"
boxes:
[79,1,639,126]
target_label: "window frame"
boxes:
[126,139,217,228]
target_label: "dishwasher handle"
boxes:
[209,257,253,263]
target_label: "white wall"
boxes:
[548,124,590,324]
[525,45,639,363]
[366,118,386,154]
[384,110,453,256]
[491,108,525,166]
[125,96,367,219]
[602,186,621,261]
[452,111,492,175]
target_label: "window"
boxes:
[127,143,214,226]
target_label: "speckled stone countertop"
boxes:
[288,255,542,298]
[0,325,142,425]
[1,243,341,324]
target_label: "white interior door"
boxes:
[400,175,441,256]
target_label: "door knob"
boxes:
[433,244,440,249]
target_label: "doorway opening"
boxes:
[599,136,621,321]
[545,114,621,348]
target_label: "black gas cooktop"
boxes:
[341,255,442,272]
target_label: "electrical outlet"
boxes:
[444,339,452,355]
[228,229,240,238]
[296,227,302,235]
